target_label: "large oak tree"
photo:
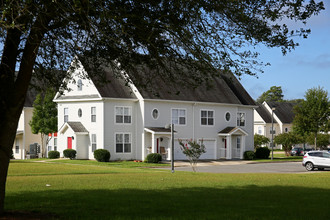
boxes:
[0,0,324,215]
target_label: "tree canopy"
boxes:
[0,0,325,215]
[254,134,270,149]
[256,86,284,103]
[29,88,57,157]
[293,87,330,148]
[274,132,303,156]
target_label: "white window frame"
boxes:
[115,133,132,153]
[91,134,97,152]
[115,106,132,124]
[64,108,69,123]
[152,108,159,120]
[237,137,241,149]
[91,107,96,122]
[77,79,83,91]
[15,144,19,154]
[171,108,186,125]
[54,138,57,151]
[200,109,215,126]
[258,126,262,134]
[270,127,276,134]
[225,112,231,122]
[237,112,245,127]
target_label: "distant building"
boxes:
[254,101,297,148]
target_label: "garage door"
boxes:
[173,140,216,160]
[199,140,216,160]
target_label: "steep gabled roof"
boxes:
[255,104,275,123]
[266,102,297,124]
[79,57,256,106]
[79,58,137,99]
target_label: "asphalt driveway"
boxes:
[161,161,330,173]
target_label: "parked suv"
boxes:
[302,151,330,171]
[291,147,304,156]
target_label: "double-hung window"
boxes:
[115,107,131,124]
[237,112,245,126]
[201,110,214,126]
[54,138,57,151]
[64,108,69,122]
[91,107,96,122]
[15,140,19,153]
[91,134,97,152]
[115,133,131,153]
[172,109,186,125]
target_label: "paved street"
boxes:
[160,161,330,173]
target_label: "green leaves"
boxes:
[29,88,57,135]
[293,87,330,135]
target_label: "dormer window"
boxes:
[77,79,82,91]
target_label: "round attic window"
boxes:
[225,112,230,121]
[152,109,159,119]
[78,109,82,117]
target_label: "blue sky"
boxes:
[240,1,330,101]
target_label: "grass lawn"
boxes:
[5,160,330,219]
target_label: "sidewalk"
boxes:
[162,159,254,167]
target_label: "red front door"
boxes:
[67,137,72,149]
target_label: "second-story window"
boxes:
[91,107,96,122]
[64,108,69,122]
[237,112,245,126]
[172,109,186,125]
[201,110,214,126]
[115,107,132,124]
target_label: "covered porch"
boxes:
[218,127,248,159]
[144,127,176,161]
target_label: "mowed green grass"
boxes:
[5,160,330,220]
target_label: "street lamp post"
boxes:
[165,123,175,173]
[271,107,276,160]
[171,123,174,173]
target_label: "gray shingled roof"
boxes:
[78,58,256,106]
[67,122,88,133]
[255,104,276,123]
[266,102,297,124]
[79,57,137,99]
[218,127,236,134]
[145,127,177,133]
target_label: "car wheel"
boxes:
[305,162,314,171]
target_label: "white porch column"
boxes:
[141,132,145,160]
[226,135,232,159]
[151,133,156,153]
[241,135,246,159]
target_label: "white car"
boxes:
[302,151,330,171]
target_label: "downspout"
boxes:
[193,103,196,140]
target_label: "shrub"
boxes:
[63,149,77,160]
[94,149,111,162]
[145,153,162,163]
[48,150,60,159]
[178,139,206,172]
[243,151,255,160]
[255,147,270,159]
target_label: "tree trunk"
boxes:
[0,108,23,216]
[0,149,10,216]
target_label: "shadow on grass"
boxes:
[5,186,330,220]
